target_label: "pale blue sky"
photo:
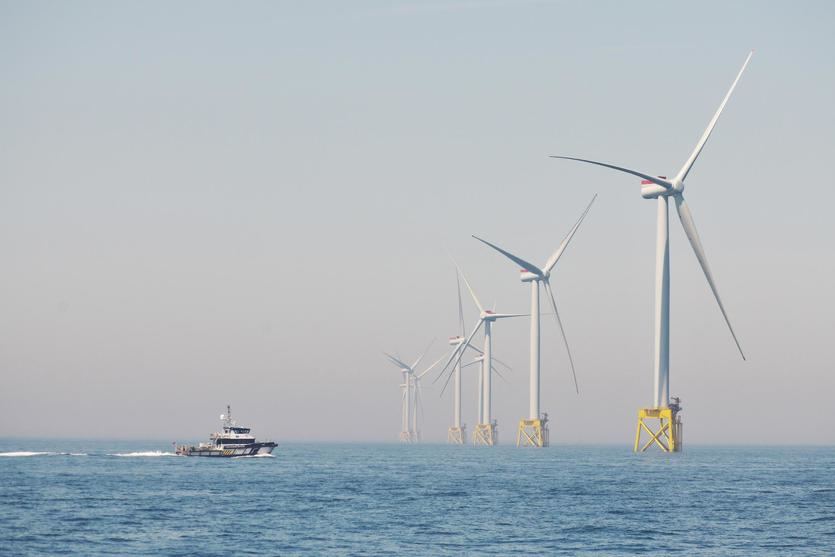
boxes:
[1,1,833,443]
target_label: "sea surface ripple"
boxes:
[1,441,833,556]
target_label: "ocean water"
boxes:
[1,440,833,556]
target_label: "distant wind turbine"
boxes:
[473,194,596,447]
[384,343,445,443]
[438,265,524,446]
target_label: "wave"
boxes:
[108,451,179,457]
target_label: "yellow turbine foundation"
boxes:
[473,423,498,446]
[399,431,418,443]
[633,407,683,453]
[516,418,549,447]
[447,426,466,445]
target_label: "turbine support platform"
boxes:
[473,422,498,446]
[399,431,420,443]
[447,426,466,445]
[633,398,683,453]
[517,414,549,447]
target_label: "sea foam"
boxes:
[108,451,179,457]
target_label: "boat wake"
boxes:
[108,451,179,457]
[232,453,276,459]
[0,451,88,457]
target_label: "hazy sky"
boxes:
[2,1,833,444]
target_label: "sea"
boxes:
[1,440,833,556]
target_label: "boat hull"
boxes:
[176,442,277,457]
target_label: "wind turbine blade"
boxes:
[417,351,449,379]
[456,272,466,337]
[492,356,512,371]
[436,318,488,395]
[675,51,753,183]
[467,344,483,356]
[492,364,509,384]
[544,280,579,394]
[491,313,528,319]
[411,338,435,370]
[439,365,456,397]
[432,343,464,385]
[453,263,484,313]
[674,195,746,360]
[383,352,410,370]
[471,236,543,276]
[466,343,512,371]
[433,319,483,384]
[550,156,673,190]
[543,194,597,274]
[438,343,482,397]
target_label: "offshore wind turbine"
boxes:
[473,194,596,447]
[445,273,469,444]
[384,352,417,442]
[551,51,751,452]
[383,343,438,443]
[439,267,524,446]
[384,345,445,443]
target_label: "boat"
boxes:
[175,405,277,457]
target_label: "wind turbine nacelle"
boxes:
[641,178,669,199]
[448,336,464,346]
[520,269,538,282]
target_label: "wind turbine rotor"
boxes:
[550,51,752,361]
[383,352,412,372]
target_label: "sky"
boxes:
[1,0,833,444]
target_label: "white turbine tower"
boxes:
[439,267,524,446]
[473,194,596,447]
[551,51,751,452]
[445,273,468,444]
